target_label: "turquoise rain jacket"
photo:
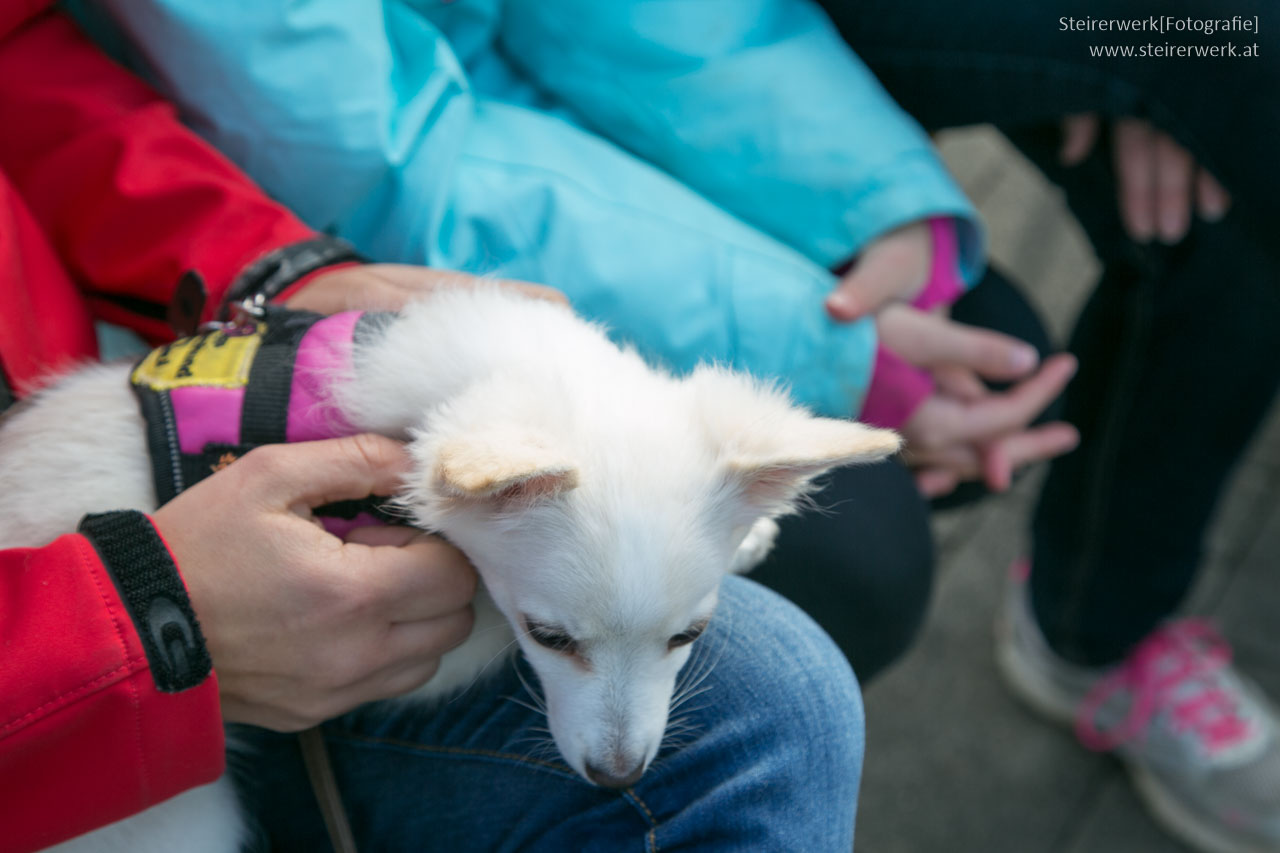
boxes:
[75,0,983,417]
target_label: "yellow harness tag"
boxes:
[131,326,265,391]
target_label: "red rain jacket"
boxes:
[0,5,320,850]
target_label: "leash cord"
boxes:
[298,727,359,853]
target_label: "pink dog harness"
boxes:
[130,307,394,533]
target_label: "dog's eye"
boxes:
[667,621,708,651]
[526,621,579,655]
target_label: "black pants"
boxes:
[764,0,1280,672]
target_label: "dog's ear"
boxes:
[689,366,901,517]
[725,416,901,514]
[430,427,579,503]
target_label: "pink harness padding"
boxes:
[168,311,364,452]
[287,311,362,443]
[283,312,385,536]
[156,310,394,537]
[320,512,389,538]
[171,385,247,454]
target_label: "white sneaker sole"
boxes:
[993,605,1079,727]
[1130,765,1275,853]
[996,609,1278,853]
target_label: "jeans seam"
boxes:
[623,789,660,853]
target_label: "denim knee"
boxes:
[639,575,864,851]
[719,575,865,773]
[234,574,865,852]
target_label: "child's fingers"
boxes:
[914,467,960,499]
[1114,118,1158,243]
[1060,113,1100,166]
[826,222,932,322]
[1153,132,1194,244]
[983,423,1081,492]
[933,365,989,402]
[950,354,1077,444]
[920,320,1039,380]
[909,421,1078,497]
[1195,169,1232,222]
[879,305,1039,379]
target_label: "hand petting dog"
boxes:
[172,263,566,729]
[152,434,477,732]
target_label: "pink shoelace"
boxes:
[1075,620,1254,754]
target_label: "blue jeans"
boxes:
[231,575,863,852]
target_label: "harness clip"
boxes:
[199,293,267,336]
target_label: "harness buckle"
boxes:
[199,294,267,335]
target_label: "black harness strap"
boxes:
[239,309,323,446]
[132,307,400,524]
[137,384,185,505]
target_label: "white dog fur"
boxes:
[0,286,899,852]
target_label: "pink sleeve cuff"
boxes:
[912,217,965,312]
[861,344,935,429]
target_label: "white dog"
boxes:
[0,286,899,851]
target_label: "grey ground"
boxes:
[854,127,1280,853]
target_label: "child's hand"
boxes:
[877,303,1041,384]
[904,373,1080,498]
[826,220,932,322]
[1061,113,1231,244]
[876,304,1079,498]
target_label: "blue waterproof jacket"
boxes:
[76,0,983,417]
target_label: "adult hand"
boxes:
[826,220,932,322]
[151,434,477,731]
[877,304,1080,497]
[285,263,568,314]
[1060,113,1231,244]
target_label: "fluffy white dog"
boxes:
[0,286,899,851]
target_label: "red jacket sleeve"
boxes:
[0,10,318,343]
[0,531,224,853]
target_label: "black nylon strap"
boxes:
[239,309,323,446]
[312,497,402,525]
[239,342,295,446]
[79,510,211,693]
[135,385,183,505]
[137,308,387,519]
[223,236,368,314]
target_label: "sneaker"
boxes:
[996,560,1280,853]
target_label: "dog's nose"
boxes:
[585,759,645,789]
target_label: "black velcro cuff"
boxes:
[79,511,212,693]
[223,236,368,314]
